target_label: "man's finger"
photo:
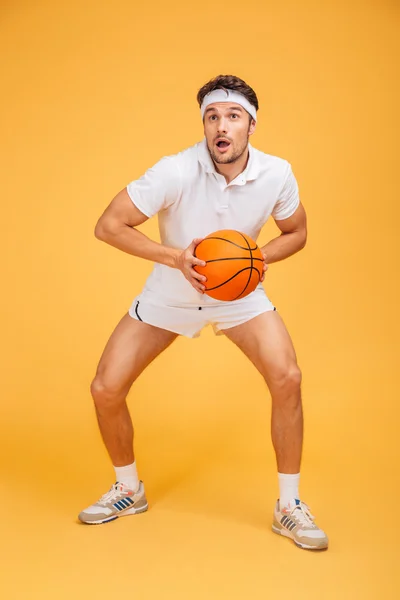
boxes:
[189,238,203,253]
[192,257,206,267]
[190,269,207,282]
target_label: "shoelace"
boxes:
[288,502,316,528]
[97,483,127,505]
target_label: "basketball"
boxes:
[193,229,264,301]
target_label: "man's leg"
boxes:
[223,310,328,550]
[91,313,178,467]
[223,310,302,475]
[79,314,178,524]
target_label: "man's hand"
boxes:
[260,251,269,282]
[175,238,207,293]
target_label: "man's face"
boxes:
[203,102,256,165]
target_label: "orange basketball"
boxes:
[193,229,264,301]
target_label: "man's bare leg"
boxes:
[90,314,178,466]
[223,310,328,549]
[223,310,303,474]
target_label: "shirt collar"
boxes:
[197,137,260,184]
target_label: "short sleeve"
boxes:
[126,156,181,218]
[271,163,300,221]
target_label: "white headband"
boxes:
[200,89,257,122]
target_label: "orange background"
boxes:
[1,0,399,598]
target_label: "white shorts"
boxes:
[128,288,276,338]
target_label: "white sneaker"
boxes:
[272,498,328,550]
[78,481,148,525]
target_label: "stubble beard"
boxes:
[208,137,249,165]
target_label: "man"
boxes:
[78,74,328,551]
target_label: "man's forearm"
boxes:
[261,231,306,264]
[95,223,180,268]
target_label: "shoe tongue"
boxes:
[287,498,301,509]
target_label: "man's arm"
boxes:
[261,203,307,265]
[94,188,207,292]
[95,188,180,268]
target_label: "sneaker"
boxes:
[78,481,148,525]
[272,498,328,550]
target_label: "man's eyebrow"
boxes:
[204,105,244,114]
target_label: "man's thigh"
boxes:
[222,311,298,387]
[94,313,178,394]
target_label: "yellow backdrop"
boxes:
[1,0,399,598]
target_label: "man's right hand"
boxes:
[174,238,207,293]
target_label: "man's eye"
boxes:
[231,114,238,118]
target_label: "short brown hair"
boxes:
[196,74,259,120]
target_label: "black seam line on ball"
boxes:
[135,301,143,322]
[200,236,258,251]
[236,232,254,300]
[204,257,264,264]
[205,266,260,292]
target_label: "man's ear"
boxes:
[249,118,257,136]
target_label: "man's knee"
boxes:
[90,376,126,410]
[268,364,302,396]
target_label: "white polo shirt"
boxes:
[126,137,300,307]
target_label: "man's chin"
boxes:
[212,155,226,163]
[210,151,238,164]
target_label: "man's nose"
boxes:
[217,118,228,133]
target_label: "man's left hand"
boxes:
[260,251,269,282]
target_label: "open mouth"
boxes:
[215,139,231,151]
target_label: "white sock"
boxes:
[278,472,300,509]
[113,461,139,492]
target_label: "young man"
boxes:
[78,75,328,551]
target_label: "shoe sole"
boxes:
[79,502,149,525]
[272,524,328,551]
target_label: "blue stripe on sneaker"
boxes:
[114,501,125,511]
[283,518,294,530]
[126,497,134,505]
[119,499,129,508]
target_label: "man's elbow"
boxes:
[94,220,107,241]
[299,229,307,249]
[94,218,115,241]
[94,216,130,241]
